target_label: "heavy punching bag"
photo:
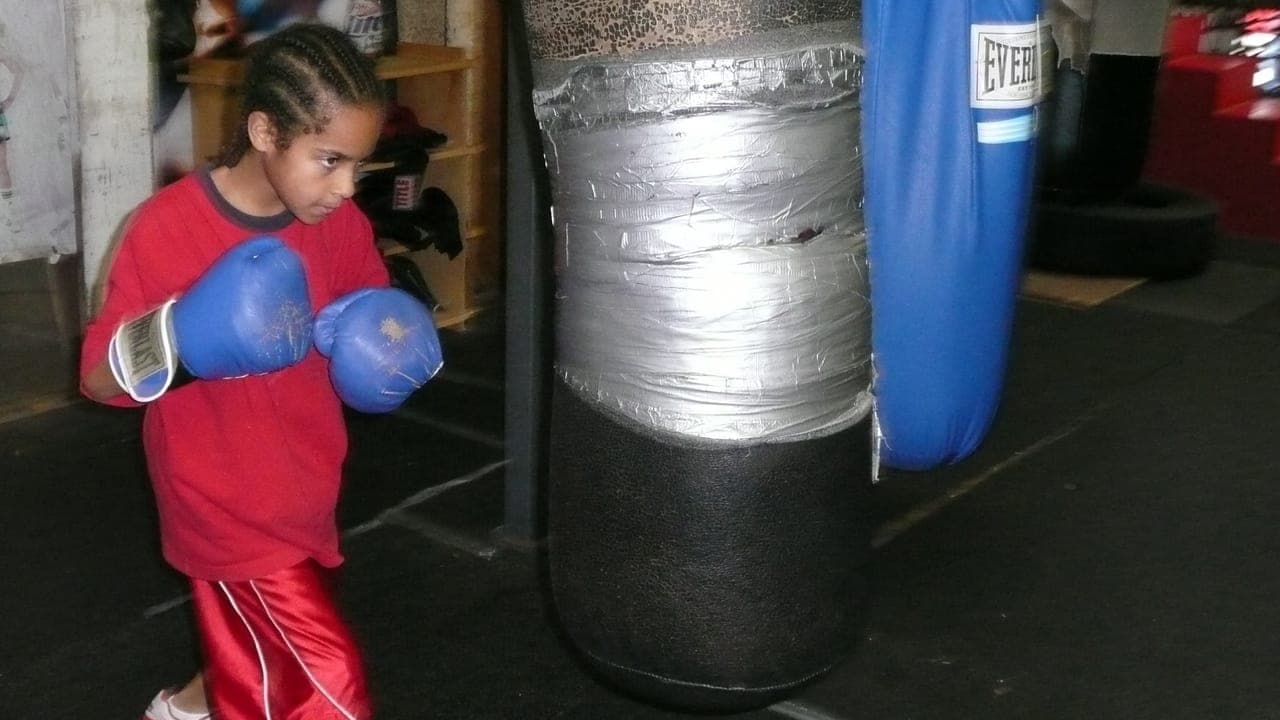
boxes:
[1032,1,1215,280]
[863,0,1048,471]
[518,1,873,711]
[1039,0,1173,201]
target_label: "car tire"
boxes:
[1028,183,1218,279]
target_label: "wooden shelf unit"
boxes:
[179,30,503,329]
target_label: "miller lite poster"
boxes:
[0,2,77,264]
[971,21,1047,109]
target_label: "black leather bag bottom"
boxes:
[548,378,873,711]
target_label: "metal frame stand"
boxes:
[498,8,551,547]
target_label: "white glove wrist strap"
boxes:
[108,299,179,403]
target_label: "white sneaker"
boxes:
[143,688,211,720]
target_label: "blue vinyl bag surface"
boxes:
[862,0,1045,470]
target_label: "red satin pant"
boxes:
[190,560,372,720]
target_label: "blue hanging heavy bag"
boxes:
[862,0,1047,470]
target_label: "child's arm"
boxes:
[82,357,126,401]
[81,233,152,408]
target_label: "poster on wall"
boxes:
[153,0,392,183]
[0,2,77,264]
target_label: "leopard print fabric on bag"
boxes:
[520,0,857,59]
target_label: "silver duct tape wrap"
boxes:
[534,25,871,443]
[546,106,861,263]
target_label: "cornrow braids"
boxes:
[217,23,386,167]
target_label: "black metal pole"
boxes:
[499,6,550,546]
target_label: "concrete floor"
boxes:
[3,235,1280,718]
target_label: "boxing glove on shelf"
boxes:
[314,287,444,413]
[108,236,313,402]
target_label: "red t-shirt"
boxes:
[80,168,389,582]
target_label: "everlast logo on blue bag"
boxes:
[971,22,1049,109]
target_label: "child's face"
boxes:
[260,102,383,225]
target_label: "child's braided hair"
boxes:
[217,23,385,167]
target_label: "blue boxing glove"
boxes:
[108,236,313,402]
[314,287,444,413]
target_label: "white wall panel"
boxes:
[70,0,153,312]
[1092,0,1174,56]
[0,3,78,265]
